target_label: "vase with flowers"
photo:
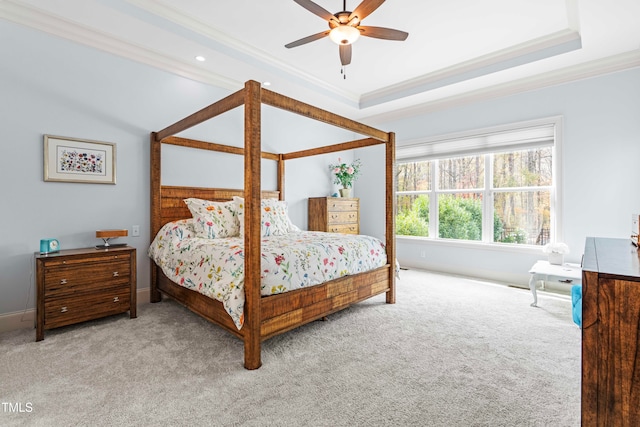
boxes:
[329,158,361,198]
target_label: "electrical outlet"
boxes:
[420,250,426,258]
[132,225,140,237]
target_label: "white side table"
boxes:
[528,260,582,307]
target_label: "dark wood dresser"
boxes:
[35,246,137,341]
[308,197,359,234]
[582,237,640,426]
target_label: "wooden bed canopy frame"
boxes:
[150,80,396,369]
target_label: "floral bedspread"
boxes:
[148,220,387,329]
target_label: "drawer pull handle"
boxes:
[61,306,68,313]
[113,272,119,277]
[60,279,67,285]
[332,204,336,208]
[113,297,119,302]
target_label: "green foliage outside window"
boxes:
[438,195,482,240]
[396,194,527,243]
[396,195,429,236]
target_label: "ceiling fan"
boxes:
[285,0,409,77]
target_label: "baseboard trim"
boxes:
[0,288,151,334]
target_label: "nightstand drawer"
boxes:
[45,287,131,329]
[327,211,358,224]
[44,260,131,298]
[43,252,130,267]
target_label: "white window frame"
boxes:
[395,116,563,251]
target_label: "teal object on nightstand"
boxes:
[571,284,582,328]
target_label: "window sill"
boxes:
[396,235,545,255]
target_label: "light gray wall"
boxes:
[0,20,223,315]
[3,17,638,316]
[0,20,354,315]
[359,67,640,286]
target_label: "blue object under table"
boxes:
[571,284,582,328]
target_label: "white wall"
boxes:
[0,20,355,316]
[359,67,640,286]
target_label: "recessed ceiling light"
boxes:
[262,81,271,86]
[195,55,206,62]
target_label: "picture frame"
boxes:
[44,135,116,184]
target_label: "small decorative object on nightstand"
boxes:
[39,238,60,254]
[95,229,128,249]
[35,246,136,341]
[308,197,359,234]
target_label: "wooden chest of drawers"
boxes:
[581,237,640,426]
[308,197,359,234]
[35,246,136,341]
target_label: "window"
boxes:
[396,118,559,246]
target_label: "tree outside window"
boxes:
[396,147,553,246]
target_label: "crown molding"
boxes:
[360,29,582,109]
[363,49,640,124]
[126,0,361,105]
[0,0,241,90]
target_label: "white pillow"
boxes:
[233,196,297,237]
[183,198,239,239]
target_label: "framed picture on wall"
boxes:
[44,135,116,184]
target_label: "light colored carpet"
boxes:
[0,269,581,426]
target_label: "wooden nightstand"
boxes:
[308,197,360,234]
[35,246,136,341]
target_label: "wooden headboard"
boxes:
[158,185,280,227]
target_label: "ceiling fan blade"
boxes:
[339,44,352,66]
[348,0,385,23]
[285,30,330,48]
[294,0,339,24]
[357,26,408,41]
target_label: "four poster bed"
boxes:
[149,80,396,369]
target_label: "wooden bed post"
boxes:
[150,132,162,303]
[386,132,396,304]
[243,80,262,369]
[278,154,285,200]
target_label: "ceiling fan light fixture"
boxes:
[329,25,360,45]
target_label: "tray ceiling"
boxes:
[2,0,639,122]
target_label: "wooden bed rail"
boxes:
[151,80,396,370]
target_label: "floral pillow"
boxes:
[183,198,239,239]
[233,196,297,237]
